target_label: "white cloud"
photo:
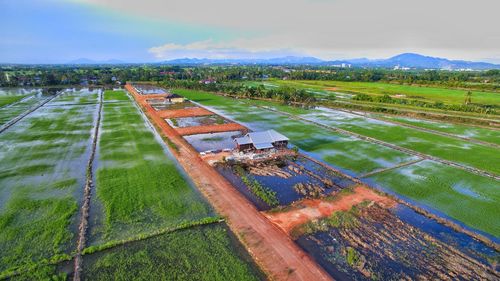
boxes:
[74,0,500,61]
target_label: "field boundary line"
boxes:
[0,92,62,134]
[359,158,424,178]
[334,108,500,149]
[257,105,500,180]
[73,90,103,281]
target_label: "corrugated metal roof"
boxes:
[234,135,252,145]
[235,130,288,149]
[254,142,274,149]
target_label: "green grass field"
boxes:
[268,80,500,106]
[0,94,29,107]
[0,90,99,276]
[176,89,416,175]
[83,224,261,281]
[369,160,500,237]
[90,90,214,245]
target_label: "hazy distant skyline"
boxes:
[1,0,499,63]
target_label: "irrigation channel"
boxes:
[73,91,103,281]
[0,90,62,134]
[257,105,500,180]
[334,107,500,149]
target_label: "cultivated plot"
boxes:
[0,89,99,276]
[368,160,500,237]
[0,88,54,126]
[83,224,262,281]
[89,90,215,245]
[379,115,500,145]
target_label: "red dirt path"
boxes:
[157,107,214,118]
[263,185,396,234]
[176,123,247,136]
[125,83,332,281]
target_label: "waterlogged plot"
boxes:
[90,90,213,245]
[83,224,261,281]
[369,160,500,237]
[379,115,500,145]
[0,89,54,126]
[0,90,99,275]
[176,89,416,175]
[264,105,500,174]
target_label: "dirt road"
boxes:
[264,186,396,234]
[126,84,332,281]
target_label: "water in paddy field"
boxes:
[297,202,500,280]
[167,115,229,128]
[132,84,168,95]
[183,130,243,152]
[217,156,356,211]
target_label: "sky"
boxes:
[0,0,499,63]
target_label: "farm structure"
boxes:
[235,130,289,152]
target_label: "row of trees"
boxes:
[162,80,318,104]
[352,93,497,114]
[2,65,500,91]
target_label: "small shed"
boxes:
[234,130,289,152]
[165,93,185,104]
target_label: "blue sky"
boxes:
[1,0,499,63]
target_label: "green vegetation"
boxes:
[271,80,500,106]
[369,160,500,236]
[0,90,98,275]
[290,205,360,238]
[92,90,213,244]
[83,224,261,281]
[235,166,279,207]
[0,94,29,107]
[379,115,500,145]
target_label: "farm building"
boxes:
[165,93,185,103]
[234,130,289,152]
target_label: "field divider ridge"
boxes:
[358,158,424,178]
[73,90,103,281]
[256,105,500,180]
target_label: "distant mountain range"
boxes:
[160,53,500,70]
[62,53,500,70]
[66,58,126,65]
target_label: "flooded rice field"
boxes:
[167,114,229,128]
[152,101,195,111]
[183,130,243,152]
[0,89,100,274]
[131,84,168,95]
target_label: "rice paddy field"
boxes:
[264,79,500,106]
[176,89,500,238]
[0,89,99,277]
[82,224,261,281]
[377,115,500,145]
[89,90,214,244]
[0,88,262,280]
[0,88,55,126]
